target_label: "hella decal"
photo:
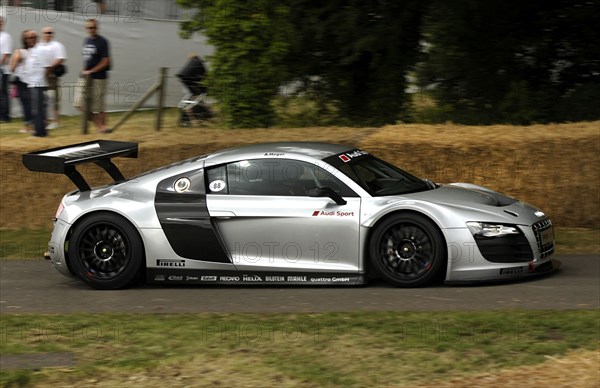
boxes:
[243,275,263,282]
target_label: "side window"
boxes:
[310,164,357,197]
[206,165,228,194]
[207,159,356,197]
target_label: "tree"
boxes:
[179,0,293,128]
[178,0,599,127]
[417,0,600,124]
[179,0,428,127]
[286,0,429,125]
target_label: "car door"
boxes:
[205,158,361,275]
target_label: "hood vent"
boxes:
[504,210,519,217]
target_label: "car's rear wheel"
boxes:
[369,213,445,287]
[68,213,144,290]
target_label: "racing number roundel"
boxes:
[209,180,226,192]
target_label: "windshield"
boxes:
[336,155,430,196]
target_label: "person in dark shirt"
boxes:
[75,18,111,133]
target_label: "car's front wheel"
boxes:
[369,213,446,287]
[68,213,144,290]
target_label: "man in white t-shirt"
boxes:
[0,16,13,122]
[25,31,53,137]
[40,26,66,130]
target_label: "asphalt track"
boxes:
[0,255,598,314]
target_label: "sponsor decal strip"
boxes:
[147,269,361,285]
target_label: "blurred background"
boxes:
[1,0,598,127]
[177,0,600,127]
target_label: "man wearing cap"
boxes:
[76,18,111,133]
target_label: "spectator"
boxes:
[9,30,35,134]
[40,26,67,130]
[0,16,13,122]
[75,19,111,133]
[93,0,106,14]
[25,31,53,137]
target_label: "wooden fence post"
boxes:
[110,68,165,133]
[81,74,91,134]
[155,67,167,131]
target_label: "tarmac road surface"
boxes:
[0,255,597,314]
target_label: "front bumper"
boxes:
[445,258,560,285]
[444,218,556,283]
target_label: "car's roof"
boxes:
[205,142,355,164]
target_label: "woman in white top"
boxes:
[24,31,53,137]
[9,30,35,134]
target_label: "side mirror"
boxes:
[423,178,438,189]
[308,187,347,205]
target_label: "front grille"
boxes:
[474,233,533,263]
[532,219,554,258]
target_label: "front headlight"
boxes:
[466,222,521,238]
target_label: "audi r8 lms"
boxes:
[23,140,557,289]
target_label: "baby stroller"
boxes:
[176,56,213,126]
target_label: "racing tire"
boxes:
[68,213,144,290]
[369,213,446,287]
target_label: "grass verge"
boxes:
[1,227,598,260]
[0,310,598,387]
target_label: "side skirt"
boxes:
[147,269,366,286]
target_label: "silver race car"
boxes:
[23,140,557,289]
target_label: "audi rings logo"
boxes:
[174,177,191,193]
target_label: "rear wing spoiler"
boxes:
[22,140,138,192]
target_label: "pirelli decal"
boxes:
[156,259,185,267]
[499,266,525,276]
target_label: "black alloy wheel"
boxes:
[69,213,144,289]
[369,213,446,287]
